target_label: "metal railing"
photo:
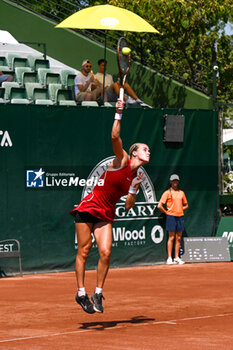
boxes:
[15,0,82,22]
[12,0,210,94]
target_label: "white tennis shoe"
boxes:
[173,257,185,265]
[166,257,173,265]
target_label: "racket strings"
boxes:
[119,39,130,74]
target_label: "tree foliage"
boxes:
[21,0,233,102]
[104,0,233,103]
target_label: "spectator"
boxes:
[74,59,101,102]
[157,174,188,265]
[0,71,13,86]
[94,59,114,91]
[94,59,149,106]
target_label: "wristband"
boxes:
[115,113,122,120]
[128,186,136,194]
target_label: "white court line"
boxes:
[152,313,233,325]
[0,326,123,343]
[0,312,233,344]
[153,321,177,325]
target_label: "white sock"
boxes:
[78,287,86,297]
[95,287,103,294]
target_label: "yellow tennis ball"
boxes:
[122,47,131,55]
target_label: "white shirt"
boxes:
[74,71,93,96]
[94,72,114,87]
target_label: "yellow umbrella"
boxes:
[55,4,159,103]
[55,4,159,33]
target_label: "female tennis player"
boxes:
[70,100,150,314]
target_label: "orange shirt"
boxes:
[159,188,188,217]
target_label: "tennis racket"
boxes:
[117,37,131,104]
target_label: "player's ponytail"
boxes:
[129,143,139,159]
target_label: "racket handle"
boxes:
[119,87,124,102]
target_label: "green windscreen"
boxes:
[0,105,218,273]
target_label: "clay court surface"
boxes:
[0,262,233,350]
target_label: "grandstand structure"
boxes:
[0,30,80,106]
[0,28,213,109]
[0,0,214,109]
[8,0,211,95]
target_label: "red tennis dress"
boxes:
[70,160,135,222]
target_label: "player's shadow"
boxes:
[79,315,155,331]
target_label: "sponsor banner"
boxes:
[0,130,12,147]
[75,222,164,250]
[216,217,233,260]
[25,165,219,190]
[25,167,104,189]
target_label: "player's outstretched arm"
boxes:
[111,100,128,167]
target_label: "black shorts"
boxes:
[166,215,184,232]
[74,210,102,224]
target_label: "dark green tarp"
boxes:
[0,105,218,274]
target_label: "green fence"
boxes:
[0,105,218,274]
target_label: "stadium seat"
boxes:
[7,53,28,70]
[38,68,60,86]
[56,88,76,106]
[33,87,53,105]
[0,87,6,103]
[2,81,20,100]
[0,65,12,72]
[27,55,50,70]
[22,71,37,85]
[60,69,76,88]
[25,82,43,101]
[35,99,53,106]
[15,67,33,85]
[6,53,19,69]
[48,83,63,102]
[9,87,27,99]
[59,100,77,106]
[0,56,7,66]
[81,101,99,107]
[11,98,30,104]
[104,102,116,107]
[0,55,13,73]
[9,87,30,104]
[46,72,60,85]
[0,56,11,71]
